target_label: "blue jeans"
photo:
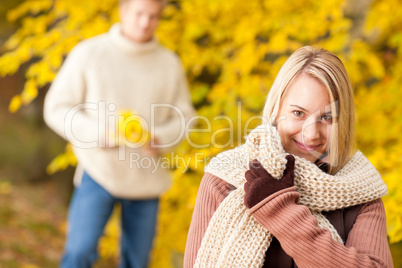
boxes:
[61,171,159,268]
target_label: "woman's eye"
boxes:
[322,115,333,123]
[293,110,304,117]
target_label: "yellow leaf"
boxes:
[46,143,77,174]
[0,181,12,195]
[20,264,40,268]
[8,95,22,113]
[21,79,38,104]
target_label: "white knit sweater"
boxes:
[44,24,195,199]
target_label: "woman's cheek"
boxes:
[277,120,295,147]
[280,118,302,137]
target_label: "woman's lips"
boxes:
[294,139,319,152]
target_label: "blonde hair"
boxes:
[119,0,168,7]
[262,46,356,174]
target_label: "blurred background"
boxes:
[0,0,401,267]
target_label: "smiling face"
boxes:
[119,0,163,43]
[276,74,333,163]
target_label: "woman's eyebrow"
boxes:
[290,105,333,115]
[290,104,309,113]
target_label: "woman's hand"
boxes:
[244,155,295,208]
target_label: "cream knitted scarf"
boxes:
[195,124,388,268]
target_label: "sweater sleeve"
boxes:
[152,58,196,153]
[183,173,231,268]
[43,42,101,147]
[250,188,394,268]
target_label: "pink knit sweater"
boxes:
[184,173,394,268]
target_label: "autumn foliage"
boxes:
[1,0,402,266]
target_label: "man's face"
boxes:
[119,0,163,43]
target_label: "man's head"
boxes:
[119,0,166,43]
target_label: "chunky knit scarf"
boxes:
[195,124,388,268]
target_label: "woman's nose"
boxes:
[302,117,321,142]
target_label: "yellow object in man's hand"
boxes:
[118,111,151,146]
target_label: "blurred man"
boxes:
[44,0,195,267]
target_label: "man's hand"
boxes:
[141,137,160,156]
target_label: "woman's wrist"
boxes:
[249,188,301,236]
[248,186,299,214]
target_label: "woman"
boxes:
[184,46,393,267]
